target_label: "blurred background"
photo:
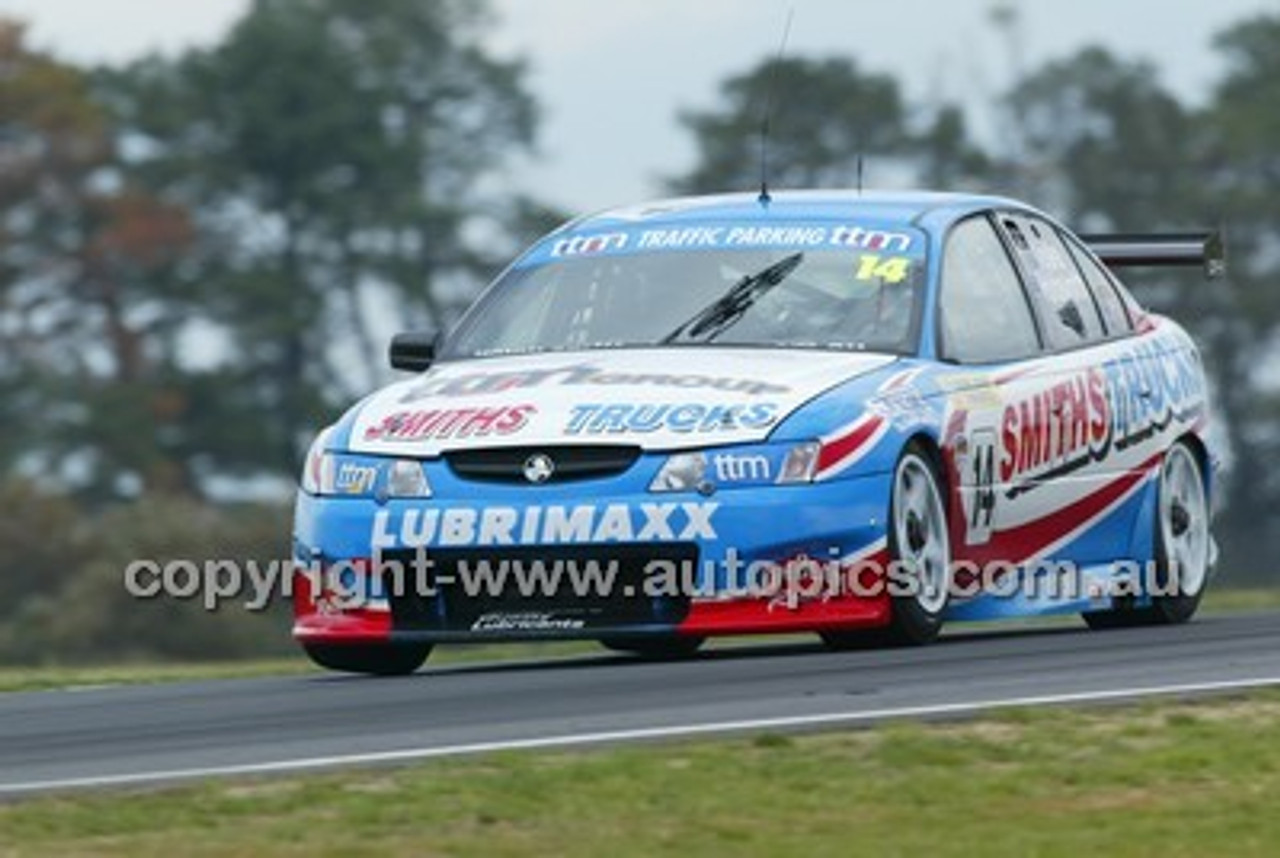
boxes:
[0,0,1275,665]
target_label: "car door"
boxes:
[990,211,1144,570]
[933,213,1051,574]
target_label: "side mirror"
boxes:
[389,331,437,373]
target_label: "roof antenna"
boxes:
[757,8,795,206]
[856,153,864,195]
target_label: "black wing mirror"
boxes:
[389,331,437,372]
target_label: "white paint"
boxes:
[3,674,1278,795]
[349,348,895,456]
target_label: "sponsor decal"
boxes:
[471,612,586,632]
[550,232,629,257]
[636,226,730,250]
[1101,341,1204,451]
[565,402,778,435]
[371,502,720,549]
[830,225,914,253]
[937,372,1003,411]
[1000,340,1203,494]
[712,453,772,482]
[540,222,917,261]
[868,372,934,429]
[1000,368,1110,491]
[401,363,789,400]
[335,462,378,495]
[364,404,535,442]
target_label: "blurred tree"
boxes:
[667,56,985,194]
[0,478,89,624]
[0,496,293,664]
[1201,14,1280,572]
[97,0,543,480]
[0,21,201,499]
[1004,47,1204,226]
[1003,43,1280,578]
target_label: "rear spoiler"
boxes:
[1080,231,1226,279]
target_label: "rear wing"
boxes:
[1080,231,1226,279]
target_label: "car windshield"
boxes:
[443,220,927,359]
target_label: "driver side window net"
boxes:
[940,217,1041,364]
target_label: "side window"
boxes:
[998,214,1105,349]
[939,216,1041,364]
[1061,233,1133,335]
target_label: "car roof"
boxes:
[572,189,1036,232]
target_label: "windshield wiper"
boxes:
[661,252,804,344]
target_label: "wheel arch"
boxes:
[1176,430,1213,502]
[900,430,949,491]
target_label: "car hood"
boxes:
[347,348,896,456]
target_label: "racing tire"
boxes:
[599,636,705,660]
[879,442,953,646]
[302,641,432,676]
[1083,441,1211,630]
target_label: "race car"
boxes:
[292,190,1222,675]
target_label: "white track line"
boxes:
[3,675,1279,795]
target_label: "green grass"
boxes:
[0,586,1274,694]
[1202,585,1280,613]
[3,690,1280,856]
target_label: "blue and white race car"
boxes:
[293,191,1222,675]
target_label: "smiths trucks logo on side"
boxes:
[1000,338,1204,495]
[371,502,719,549]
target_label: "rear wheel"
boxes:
[600,636,705,660]
[303,641,432,676]
[824,442,951,649]
[1150,442,1211,624]
[1083,441,1211,630]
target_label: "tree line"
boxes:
[1,1,1277,662]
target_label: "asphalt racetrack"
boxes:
[2,611,1278,796]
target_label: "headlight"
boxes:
[650,452,709,492]
[387,459,432,498]
[300,430,432,499]
[649,442,821,492]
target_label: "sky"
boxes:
[0,0,1272,214]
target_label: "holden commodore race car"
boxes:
[293,190,1222,675]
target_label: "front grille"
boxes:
[444,445,642,484]
[384,543,696,634]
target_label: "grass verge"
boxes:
[2,689,1280,856]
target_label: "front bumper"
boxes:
[291,473,893,643]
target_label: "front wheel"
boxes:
[849,442,952,647]
[302,641,432,676]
